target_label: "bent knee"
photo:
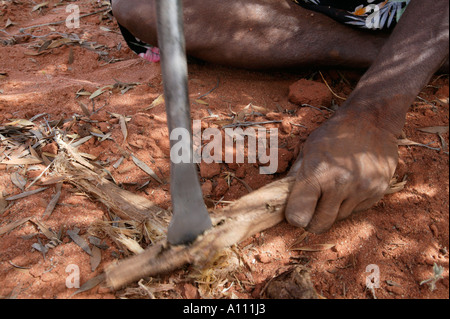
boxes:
[111,0,158,47]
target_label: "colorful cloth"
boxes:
[293,0,410,30]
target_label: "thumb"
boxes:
[285,174,320,228]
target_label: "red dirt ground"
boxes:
[0,1,448,299]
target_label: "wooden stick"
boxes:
[105,176,295,289]
[55,147,296,289]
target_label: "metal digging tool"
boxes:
[155,0,212,245]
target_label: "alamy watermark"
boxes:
[365,264,381,289]
[65,4,80,29]
[172,120,279,174]
[65,264,80,289]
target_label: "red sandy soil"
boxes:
[0,1,448,299]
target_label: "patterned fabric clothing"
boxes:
[293,0,410,30]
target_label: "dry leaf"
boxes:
[0,157,42,165]
[78,102,90,117]
[29,218,57,240]
[397,138,423,146]
[70,274,105,297]
[0,217,31,236]
[5,187,48,201]
[32,242,48,255]
[7,282,22,299]
[108,112,132,122]
[397,138,440,151]
[71,135,93,148]
[29,145,41,161]
[417,126,449,134]
[144,94,165,110]
[42,183,62,218]
[67,228,92,256]
[78,152,97,160]
[0,194,8,215]
[23,51,46,56]
[290,243,335,252]
[90,246,102,271]
[195,99,209,106]
[119,115,128,143]
[75,89,92,97]
[89,85,113,99]
[47,38,74,50]
[386,176,408,195]
[32,2,49,12]
[38,39,52,53]
[5,18,14,28]
[11,172,27,190]
[131,155,163,183]
[5,119,35,127]
[113,79,139,94]
[249,104,270,114]
[288,231,309,249]
[39,176,66,186]
[113,156,124,169]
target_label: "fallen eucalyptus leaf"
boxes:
[0,194,8,215]
[195,99,209,106]
[42,183,62,218]
[119,115,128,143]
[144,94,165,110]
[11,172,27,191]
[67,228,92,256]
[31,2,49,12]
[5,18,14,28]
[89,85,113,99]
[90,246,102,272]
[131,155,163,184]
[0,217,31,236]
[417,126,449,134]
[29,218,57,240]
[70,274,105,297]
[290,243,335,252]
[5,119,35,127]
[5,187,48,201]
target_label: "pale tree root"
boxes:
[105,176,296,290]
